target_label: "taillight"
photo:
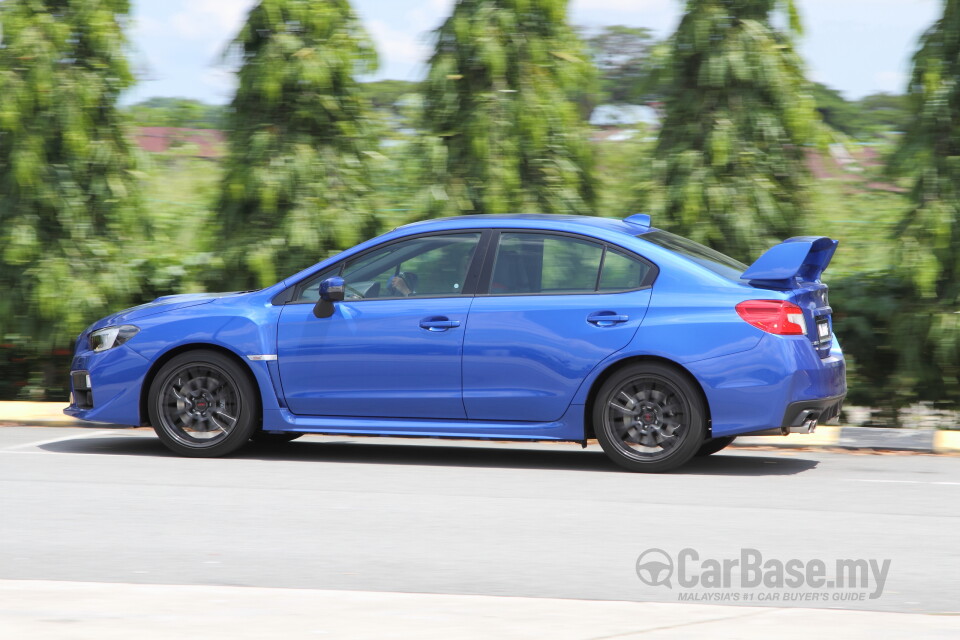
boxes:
[735,300,807,335]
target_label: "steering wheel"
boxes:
[390,271,419,297]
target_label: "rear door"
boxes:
[462,231,655,422]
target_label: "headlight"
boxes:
[89,325,140,352]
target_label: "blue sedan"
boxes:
[66,214,846,472]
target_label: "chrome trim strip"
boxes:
[246,355,278,361]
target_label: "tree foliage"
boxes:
[583,25,657,106]
[887,0,960,407]
[126,98,226,129]
[361,79,419,113]
[421,0,597,217]
[217,0,381,289]
[855,93,911,136]
[0,0,142,351]
[812,83,911,139]
[638,0,819,262]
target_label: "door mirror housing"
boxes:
[314,276,345,318]
[319,276,345,302]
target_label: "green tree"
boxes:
[126,98,226,129]
[421,0,597,218]
[638,0,819,263]
[361,80,419,113]
[811,82,862,138]
[856,92,911,136]
[809,84,911,140]
[583,25,657,106]
[217,0,381,289]
[887,0,960,409]
[0,0,142,386]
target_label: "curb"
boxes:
[735,425,960,454]
[2,401,959,454]
[0,401,80,428]
[4,580,958,639]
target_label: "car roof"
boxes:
[396,214,650,238]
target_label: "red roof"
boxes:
[132,127,226,158]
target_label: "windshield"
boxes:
[637,230,747,281]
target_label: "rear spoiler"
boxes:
[741,237,839,288]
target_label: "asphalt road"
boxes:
[1,426,958,616]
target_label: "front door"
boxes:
[277,232,482,419]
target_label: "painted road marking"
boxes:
[849,479,960,486]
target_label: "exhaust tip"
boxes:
[788,411,819,434]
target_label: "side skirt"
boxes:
[261,404,586,442]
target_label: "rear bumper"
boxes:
[781,394,844,430]
[688,334,847,438]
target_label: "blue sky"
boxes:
[124,0,941,105]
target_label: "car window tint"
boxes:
[292,266,340,303]
[338,233,481,299]
[599,249,651,291]
[637,229,746,281]
[491,233,603,294]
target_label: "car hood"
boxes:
[88,292,248,331]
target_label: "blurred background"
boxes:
[0,0,957,428]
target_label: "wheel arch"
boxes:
[138,343,263,427]
[582,355,713,440]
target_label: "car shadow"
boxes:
[39,434,820,476]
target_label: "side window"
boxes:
[292,266,340,303]
[291,233,481,302]
[339,233,481,300]
[599,249,652,291]
[490,233,604,294]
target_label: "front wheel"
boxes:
[148,350,259,457]
[593,363,706,473]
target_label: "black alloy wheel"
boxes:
[593,363,706,472]
[148,350,259,457]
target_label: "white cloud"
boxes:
[571,0,672,11]
[131,14,163,39]
[875,70,907,94]
[201,67,239,102]
[570,0,678,35]
[169,0,257,53]
[368,18,428,66]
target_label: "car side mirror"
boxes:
[314,276,344,318]
[320,277,345,302]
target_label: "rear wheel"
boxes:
[593,363,705,473]
[696,436,736,457]
[148,350,259,457]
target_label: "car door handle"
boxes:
[419,316,461,331]
[587,312,629,326]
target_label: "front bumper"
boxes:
[64,345,150,426]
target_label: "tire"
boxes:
[251,431,303,444]
[148,350,260,457]
[696,436,736,457]
[593,363,706,473]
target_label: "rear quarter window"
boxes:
[637,230,747,281]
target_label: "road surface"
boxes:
[1,426,958,636]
